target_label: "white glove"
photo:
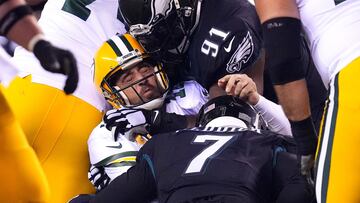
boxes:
[103,108,155,141]
[88,165,110,192]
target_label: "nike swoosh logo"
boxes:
[106,142,122,149]
[224,36,235,53]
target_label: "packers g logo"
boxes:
[226,32,254,73]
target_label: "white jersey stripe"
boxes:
[315,76,336,203]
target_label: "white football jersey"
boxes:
[88,80,208,181]
[12,0,126,111]
[296,0,360,87]
[165,80,209,115]
[0,47,18,86]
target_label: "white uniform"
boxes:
[88,80,209,182]
[0,47,18,86]
[3,1,126,202]
[297,0,360,86]
[12,0,126,111]
[295,0,360,202]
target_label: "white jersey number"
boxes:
[201,28,230,58]
[184,135,234,174]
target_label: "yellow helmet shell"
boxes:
[93,33,168,109]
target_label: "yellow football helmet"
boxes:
[93,33,169,110]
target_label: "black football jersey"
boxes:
[186,0,263,89]
[92,127,296,203]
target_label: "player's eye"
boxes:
[139,65,152,74]
[123,75,133,83]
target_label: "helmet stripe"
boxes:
[106,39,123,56]
[111,35,131,56]
[120,35,134,52]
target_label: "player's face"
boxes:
[115,62,162,106]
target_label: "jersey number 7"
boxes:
[184,134,235,174]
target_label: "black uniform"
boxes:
[185,0,262,89]
[91,127,314,203]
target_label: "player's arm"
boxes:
[87,122,140,191]
[104,106,193,141]
[254,0,317,173]
[90,142,157,203]
[0,0,78,94]
[215,75,291,135]
[0,0,42,48]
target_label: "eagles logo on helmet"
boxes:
[93,33,169,110]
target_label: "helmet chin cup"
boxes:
[135,91,168,110]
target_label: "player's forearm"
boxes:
[7,14,43,49]
[253,95,292,136]
[273,80,311,121]
[0,0,43,50]
[274,80,317,155]
[150,112,190,135]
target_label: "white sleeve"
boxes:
[88,122,141,181]
[166,80,209,115]
[253,95,292,136]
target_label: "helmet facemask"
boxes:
[130,10,189,55]
[124,0,203,63]
[102,58,169,110]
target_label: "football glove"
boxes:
[290,117,317,185]
[88,165,111,192]
[33,40,79,94]
[300,154,315,186]
[103,108,159,141]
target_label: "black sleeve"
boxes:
[90,143,157,203]
[272,152,315,203]
[149,106,188,135]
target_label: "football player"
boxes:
[0,0,77,202]
[2,0,126,202]
[254,0,360,202]
[88,34,301,193]
[118,0,327,132]
[87,33,209,191]
[70,95,314,203]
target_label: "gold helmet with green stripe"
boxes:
[93,33,169,110]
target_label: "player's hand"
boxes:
[300,154,315,185]
[88,165,111,192]
[218,74,259,105]
[68,194,95,203]
[103,108,157,141]
[33,40,79,94]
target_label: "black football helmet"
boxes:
[119,0,202,56]
[197,95,268,130]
